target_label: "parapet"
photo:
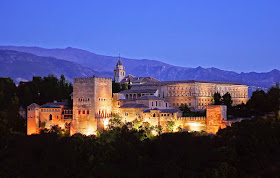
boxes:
[74,76,112,83]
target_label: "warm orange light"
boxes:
[85,127,95,136]
[187,122,204,132]
[104,118,109,129]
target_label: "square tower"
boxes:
[71,77,112,135]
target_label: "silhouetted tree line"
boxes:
[17,75,73,107]
[179,104,206,117]
[1,116,280,177]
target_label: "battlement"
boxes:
[176,117,206,121]
[74,76,112,83]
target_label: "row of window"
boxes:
[41,109,60,112]
[169,87,193,90]
[78,98,90,102]
[78,110,90,115]
[168,86,245,92]
[62,110,73,114]
[99,98,108,101]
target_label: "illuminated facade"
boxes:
[27,102,72,135]
[123,80,248,110]
[27,60,247,135]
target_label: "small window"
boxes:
[87,110,89,114]
[78,110,81,114]
[83,110,85,114]
[49,114,52,121]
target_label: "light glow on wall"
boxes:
[104,118,109,129]
[187,122,204,132]
[85,127,95,136]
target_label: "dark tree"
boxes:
[222,92,233,108]
[213,92,222,105]
[246,90,268,116]
[266,82,280,116]
[179,104,191,116]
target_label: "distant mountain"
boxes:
[0,50,104,83]
[0,45,279,90]
[0,46,172,75]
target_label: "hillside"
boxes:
[0,45,279,89]
[0,50,103,83]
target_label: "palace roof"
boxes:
[120,103,149,108]
[119,89,157,94]
[136,95,164,100]
[120,75,160,84]
[40,101,68,108]
[137,80,244,86]
[143,108,179,113]
[28,103,40,108]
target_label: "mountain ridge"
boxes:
[0,45,279,89]
[0,50,108,83]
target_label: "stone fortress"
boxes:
[27,57,249,135]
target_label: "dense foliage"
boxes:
[212,84,280,118]
[0,116,280,177]
[231,83,280,118]
[17,75,73,107]
[112,80,130,93]
[179,103,206,116]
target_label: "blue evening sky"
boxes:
[0,0,279,72]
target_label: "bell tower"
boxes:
[114,56,126,83]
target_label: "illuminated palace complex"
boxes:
[27,58,249,135]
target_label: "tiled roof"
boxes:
[136,95,163,100]
[138,80,244,86]
[119,89,157,94]
[120,76,160,84]
[160,109,180,113]
[120,103,149,108]
[143,108,179,113]
[118,99,136,101]
[40,101,68,108]
[28,103,40,108]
